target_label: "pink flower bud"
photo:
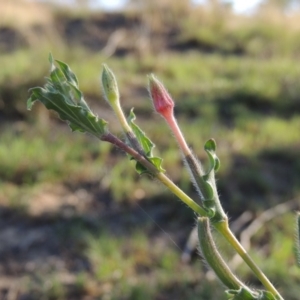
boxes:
[148,74,191,156]
[148,74,174,118]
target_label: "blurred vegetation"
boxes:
[0,0,299,299]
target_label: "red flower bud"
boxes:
[148,74,174,118]
[148,74,191,156]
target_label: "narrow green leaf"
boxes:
[148,157,164,171]
[55,59,79,87]
[128,109,154,156]
[204,138,220,174]
[50,67,66,86]
[27,91,38,110]
[197,139,227,222]
[128,108,165,174]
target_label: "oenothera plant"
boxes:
[28,54,298,300]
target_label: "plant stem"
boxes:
[214,221,284,300]
[156,172,207,216]
[101,132,207,217]
[198,217,246,290]
[112,102,133,134]
[101,132,158,173]
[166,112,191,156]
[103,132,283,298]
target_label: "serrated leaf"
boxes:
[128,108,165,174]
[134,158,164,175]
[27,54,108,137]
[135,162,149,175]
[128,108,154,156]
[148,157,164,171]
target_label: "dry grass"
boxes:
[0,0,53,28]
[0,0,63,49]
[2,0,300,57]
[257,4,300,30]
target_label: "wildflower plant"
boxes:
[28,54,299,300]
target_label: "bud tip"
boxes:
[148,74,174,117]
[101,64,119,105]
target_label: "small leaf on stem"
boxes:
[128,109,165,174]
[204,138,220,174]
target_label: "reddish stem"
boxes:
[101,133,159,174]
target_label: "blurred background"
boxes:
[0,0,300,299]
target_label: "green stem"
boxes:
[101,133,207,217]
[214,221,284,300]
[198,217,246,290]
[156,172,207,216]
[112,103,147,156]
[111,101,132,134]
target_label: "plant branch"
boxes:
[101,132,207,217]
[198,217,246,290]
[214,221,284,300]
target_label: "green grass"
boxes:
[5,49,300,122]
[84,228,224,299]
[234,213,300,300]
[0,127,106,185]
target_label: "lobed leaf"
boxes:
[27,54,108,137]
